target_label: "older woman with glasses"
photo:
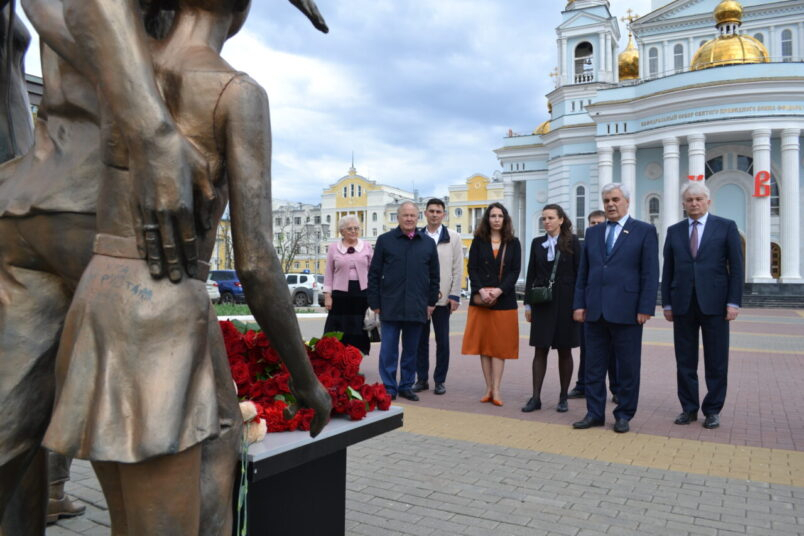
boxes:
[323,215,374,354]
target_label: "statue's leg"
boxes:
[47,451,85,524]
[200,309,242,536]
[1,448,47,536]
[0,265,70,534]
[91,461,128,536]
[111,445,202,535]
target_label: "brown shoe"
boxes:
[47,494,86,524]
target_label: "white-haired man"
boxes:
[368,201,440,401]
[662,182,743,430]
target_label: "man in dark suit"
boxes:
[662,182,743,429]
[572,183,659,433]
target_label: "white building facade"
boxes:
[496,0,804,288]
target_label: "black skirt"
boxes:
[324,280,371,355]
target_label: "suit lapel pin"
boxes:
[623,230,630,234]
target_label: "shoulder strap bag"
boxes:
[526,250,560,305]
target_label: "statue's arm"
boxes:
[21,0,87,75]
[288,0,329,33]
[60,0,213,282]
[221,76,330,437]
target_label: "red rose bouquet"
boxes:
[221,321,391,433]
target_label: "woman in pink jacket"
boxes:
[323,215,374,354]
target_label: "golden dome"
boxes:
[691,34,768,70]
[690,0,769,71]
[534,120,550,136]
[714,0,743,25]
[618,34,640,80]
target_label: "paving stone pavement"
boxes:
[45,307,804,534]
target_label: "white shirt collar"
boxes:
[689,212,709,226]
[609,214,629,227]
[336,239,364,254]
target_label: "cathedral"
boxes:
[495,0,804,291]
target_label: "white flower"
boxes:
[239,400,258,422]
[244,419,267,445]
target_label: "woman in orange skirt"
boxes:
[461,202,521,406]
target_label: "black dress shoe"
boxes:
[412,380,429,393]
[567,387,585,399]
[521,397,541,412]
[572,415,604,429]
[703,414,720,429]
[398,390,420,401]
[674,411,698,425]
[613,418,630,433]
[556,396,568,413]
[433,383,446,395]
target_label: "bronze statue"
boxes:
[0,0,330,533]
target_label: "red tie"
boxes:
[690,221,699,258]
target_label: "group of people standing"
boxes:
[323,180,743,435]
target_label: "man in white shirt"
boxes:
[412,199,463,395]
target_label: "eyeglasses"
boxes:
[343,227,360,232]
[346,247,356,254]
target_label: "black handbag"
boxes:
[526,250,560,305]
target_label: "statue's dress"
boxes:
[42,66,243,463]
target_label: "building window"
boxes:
[456,224,462,234]
[285,217,290,225]
[736,155,753,174]
[673,44,684,73]
[753,33,764,44]
[700,40,707,48]
[373,228,378,236]
[275,217,282,227]
[294,217,301,225]
[326,215,331,223]
[647,196,661,227]
[455,208,463,217]
[342,186,347,198]
[648,47,659,78]
[705,156,724,179]
[574,42,594,83]
[314,216,321,224]
[781,29,793,61]
[358,185,362,196]
[575,185,586,236]
[293,262,300,270]
[770,176,780,216]
[350,184,355,197]
[390,213,397,222]
[372,212,377,222]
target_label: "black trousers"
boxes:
[415,305,451,384]
[673,292,729,416]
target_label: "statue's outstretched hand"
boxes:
[285,377,332,438]
[134,131,213,283]
[288,0,329,33]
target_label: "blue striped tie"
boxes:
[605,221,617,256]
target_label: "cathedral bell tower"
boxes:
[557,0,620,86]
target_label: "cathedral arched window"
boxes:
[673,44,684,73]
[781,29,793,61]
[753,32,764,44]
[574,42,594,83]
[648,47,659,78]
[647,196,661,227]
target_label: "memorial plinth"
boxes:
[238,406,403,535]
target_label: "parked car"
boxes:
[206,275,220,304]
[209,269,245,305]
[285,273,320,307]
[316,275,325,306]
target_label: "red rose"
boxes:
[230,360,252,389]
[314,337,343,360]
[347,399,367,421]
[273,372,291,394]
[374,384,391,410]
[220,321,248,359]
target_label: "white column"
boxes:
[750,129,774,282]
[599,33,605,81]
[560,38,568,85]
[662,137,681,237]
[620,145,637,213]
[598,146,614,187]
[687,133,706,180]
[780,128,801,281]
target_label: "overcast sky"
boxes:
[19,0,653,203]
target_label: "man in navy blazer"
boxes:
[572,183,659,433]
[662,182,743,430]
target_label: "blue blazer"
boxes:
[661,214,743,316]
[573,217,659,325]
